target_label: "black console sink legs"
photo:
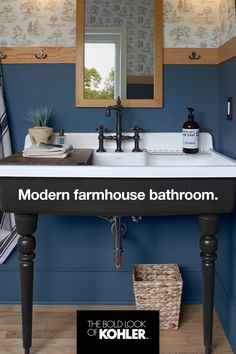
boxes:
[199,215,220,354]
[15,213,38,354]
[14,212,221,354]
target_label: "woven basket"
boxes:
[133,264,183,330]
[28,127,53,145]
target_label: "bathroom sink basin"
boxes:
[92,151,147,166]
[92,149,236,168]
[146,151,236,166]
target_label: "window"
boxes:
[85,28,127,99]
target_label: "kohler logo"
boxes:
[77,310,159,354]
[87,319,147,340]
[98,328,146,340]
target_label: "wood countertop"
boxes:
[0,149,94,166]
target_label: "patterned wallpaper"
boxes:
[0,0,76,46]
[164,0,220,48]
[85,0,154,76]
[219,0,236,45]
[0,0,235,48]
[165,0,236,47]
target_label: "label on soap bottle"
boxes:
[182,129,199,148]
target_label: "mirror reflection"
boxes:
[84,0,155,100]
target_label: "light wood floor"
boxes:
[0,304,233,354]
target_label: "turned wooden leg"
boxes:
[199,215,220,354]
[15,214,38,354]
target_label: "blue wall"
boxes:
[215,56,236,352]
[0,64,220,304]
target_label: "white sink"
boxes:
[1,132,236,178]
[146,151,236,166]
[92,151,147,166]
[92,151,236,167]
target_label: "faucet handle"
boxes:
[96,125,107,132]
[131,125,143,133]
[131,125,143,152]
[96,125,107,152]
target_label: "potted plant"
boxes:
[26,105,53,145]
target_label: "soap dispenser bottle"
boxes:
[183,107,199,154]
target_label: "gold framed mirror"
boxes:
[76,0,163,108]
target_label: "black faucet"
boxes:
[96,97,143,152]
[106,96,124,152]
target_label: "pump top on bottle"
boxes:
[182,107,199,154]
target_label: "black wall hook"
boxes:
[188,51,201,60]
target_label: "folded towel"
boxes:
[23,143,73,158]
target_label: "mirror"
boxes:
[76,0,163,107]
